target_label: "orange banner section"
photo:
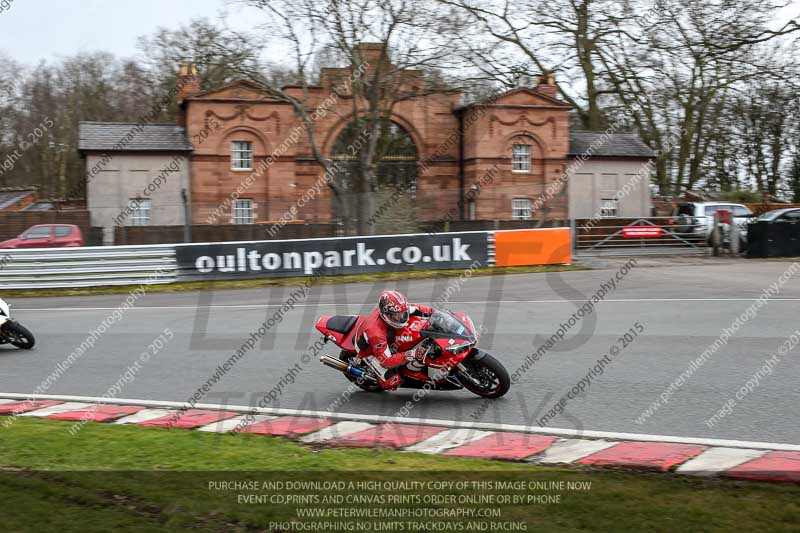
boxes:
[494,228,571,266]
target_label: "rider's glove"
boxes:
[410,306,431,318]
[400,349,417,362]
[400,345,427,362]
[414,343,429,362]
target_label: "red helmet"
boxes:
[378,290,409,328]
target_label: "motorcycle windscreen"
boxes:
[420,310,475,342]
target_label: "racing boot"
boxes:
[365,356,403,390]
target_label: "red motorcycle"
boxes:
[314,309,510,398]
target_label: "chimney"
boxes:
[176,63,200,127]
[535,73,558,99]
[177,63,201,101]
[354,43,389,72]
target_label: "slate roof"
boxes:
[462,86,572,109]
[569,131,654,158]
[23,202,56,211]
[0,190,35,210]
[77,121,652,158]
[78,122,193,152]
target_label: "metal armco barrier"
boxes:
[747,221,800,258]
[0,245,177,289]
[0,228,572,289]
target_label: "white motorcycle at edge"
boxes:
[0,298,35,349]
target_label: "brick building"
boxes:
[82,47,654,236]
[179,63,580,224]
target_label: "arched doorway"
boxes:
[330,118,418,233]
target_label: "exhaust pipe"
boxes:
[319,353,349,372]
[319,354,377,383]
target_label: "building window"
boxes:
[130,199,151,225]
[512,198,533,220]
[331,217,346,236]
[231,141,253,170]
[600,196,618,218]
[512,145,531,172]
[467,200,477,221]
[232,199,254,224]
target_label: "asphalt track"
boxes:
[2,257,799,444]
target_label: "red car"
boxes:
[0,224,84,249]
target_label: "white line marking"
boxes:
[0,399,16,405]
[15,298,800,312]
[2,392,798,452]
[531,438,617,464]
[676,447,768,476]
[405,428,494,454]
[19,402,91,417]
[197,414,274,433]
[113,408,175,425]
[301,421,374,443]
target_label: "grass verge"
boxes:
[0,417,797,532]
[0,264,586,299]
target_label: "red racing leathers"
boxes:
[354,303,434,389]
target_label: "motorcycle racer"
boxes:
[354,290,433,390]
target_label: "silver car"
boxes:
[672,202,753,243]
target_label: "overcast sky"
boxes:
[0,0,261,65]
[1,0,798,66]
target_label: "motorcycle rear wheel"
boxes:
[457,353,510,399]
[3,322,35,350]
[339,351,383,393]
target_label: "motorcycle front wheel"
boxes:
[3,322,35,350]
[457,353,510,399]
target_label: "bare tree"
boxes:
[445,0,800,197]
[3,1,798,203]
[137,18,264,120]
[0,20,264,198]
[601,0,800,195]
[228,0,459,235]
[441,0,628,129]
[790,138,800,202]
[0,53,25,189]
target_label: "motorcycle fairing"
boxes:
[317,308,481,388]
[315,315,364,352]
[0,298,9,327]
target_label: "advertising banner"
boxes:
[622,226,663,238]
[493,228,571,266]
[175,232,490,280]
